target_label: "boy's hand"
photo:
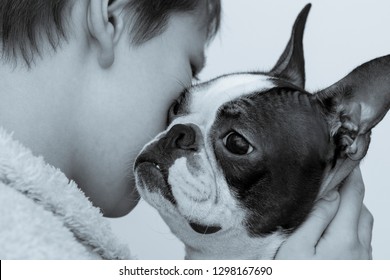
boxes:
[275,167,373,259]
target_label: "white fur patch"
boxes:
[167,151,242,228]
[188,74,274,126]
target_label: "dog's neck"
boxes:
[159,211,288,259]
[185,230,288,260]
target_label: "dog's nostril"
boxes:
[165,124,198,150]
[176,132,193,148]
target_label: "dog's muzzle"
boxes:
[135,123,200,169]
[135,124,223,234]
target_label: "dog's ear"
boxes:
[270,4,311,88]
[316,55,390,161]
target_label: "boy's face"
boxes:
[73,11,208,216]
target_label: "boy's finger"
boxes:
[328,167,365,235]
[290,190,340,247]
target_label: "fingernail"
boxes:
[323,190,339,201]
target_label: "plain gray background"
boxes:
[109,0,390,259]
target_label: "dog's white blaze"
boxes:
[189,74,274,125]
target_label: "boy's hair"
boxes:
[0,0,221,66]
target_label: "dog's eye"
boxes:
[223,132,253,155]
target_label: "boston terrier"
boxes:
[134,4,390,259]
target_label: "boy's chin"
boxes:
[94,181,140,218]
[103,192,140,217]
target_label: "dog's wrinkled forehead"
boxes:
[182,73,275,124]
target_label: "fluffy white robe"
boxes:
[0,128,131,259]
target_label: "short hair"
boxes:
[0,0,221,67]
[123,0,221,45]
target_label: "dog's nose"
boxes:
[162,124,198,151]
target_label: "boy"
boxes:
[0,0,372,259]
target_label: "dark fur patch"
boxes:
[211,88,332,236]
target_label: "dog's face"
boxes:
[136,73,330,235]
[134,4,390,259]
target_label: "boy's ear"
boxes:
[87,0,127,68]
[316,55,390,161]
[270,4,311,89]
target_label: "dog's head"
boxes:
[134,4,390,259]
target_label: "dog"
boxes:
[134,4,390,259]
